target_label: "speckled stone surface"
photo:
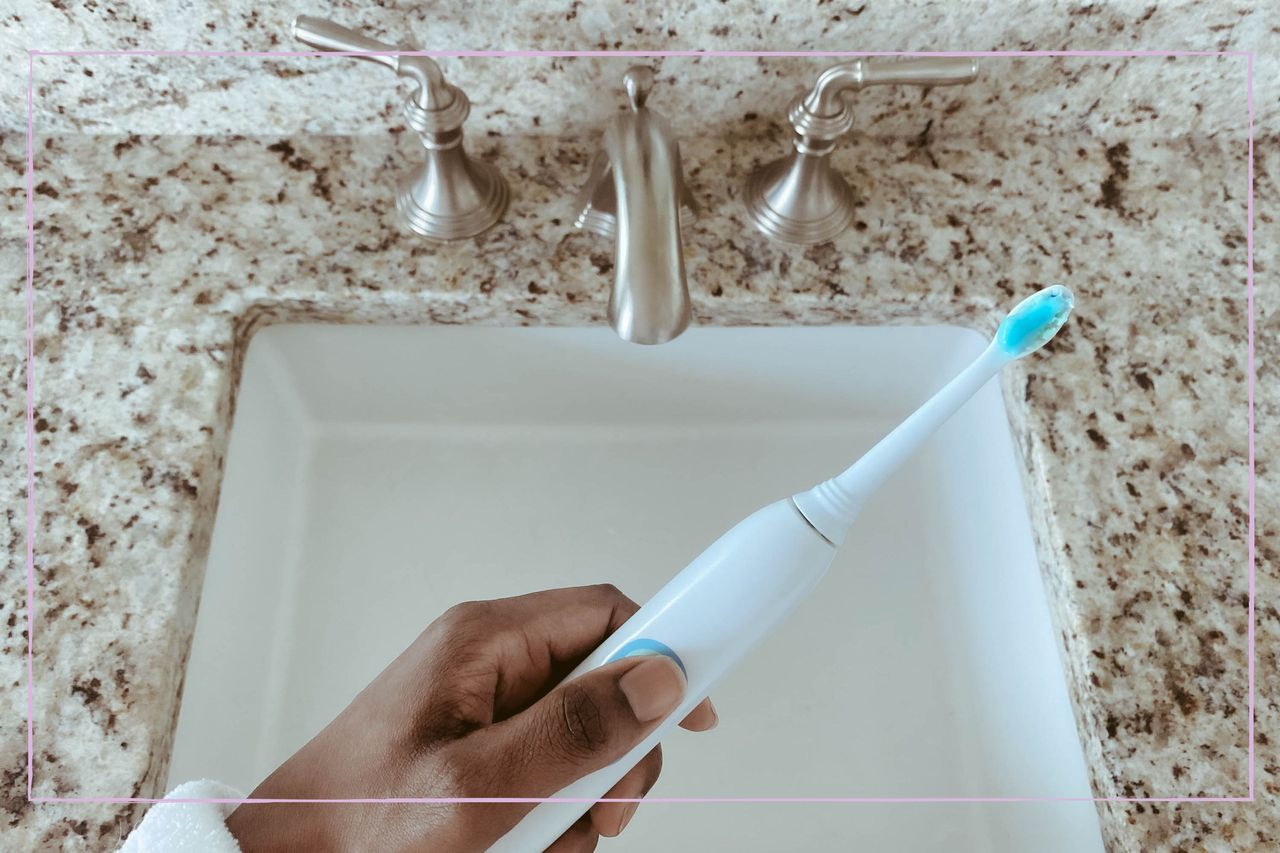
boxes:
[1,123,1273,851]
[1,3,1277,852]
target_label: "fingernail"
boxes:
[618,801,639,833]
[618,656,685,722]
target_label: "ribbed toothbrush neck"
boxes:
[791,340,1009,547]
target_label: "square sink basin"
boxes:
[171,324,1103,852]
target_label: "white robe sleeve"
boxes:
[119,779,245,852]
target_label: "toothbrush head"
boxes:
[995,284,1074,359]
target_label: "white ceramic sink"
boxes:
[171,324,1103,852]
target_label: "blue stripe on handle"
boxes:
[603,637,687,677]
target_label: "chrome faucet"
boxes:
[575,67,698,345]
[744,57,979,245]
[291,15,508,242]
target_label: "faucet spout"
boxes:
[576,67,693,345]
[603,110,691,344]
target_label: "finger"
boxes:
[544,813,599,853]
[432,656,684,846]
[472,655,685,799]
[422,585,642,723]
[678,697,719,732]
[589,746,661,837]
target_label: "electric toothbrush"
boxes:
[490,285,1075,852]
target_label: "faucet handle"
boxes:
[744,57,979,245]
[290,14,508,241]
[804,58,978,116]
[291,16,457,113]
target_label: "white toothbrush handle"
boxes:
[487,499,836,852]
[794,341,1008,545]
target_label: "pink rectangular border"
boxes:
[23,48,1256,807]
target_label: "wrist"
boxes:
[226,782,344,853]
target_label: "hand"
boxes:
[224,584,718,852]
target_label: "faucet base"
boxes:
[742,153,856,246]
[396,155,509,243]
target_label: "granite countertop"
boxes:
[0,9,1275,851]
[3,121,1273,850]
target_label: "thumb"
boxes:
[486,654,687,796]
